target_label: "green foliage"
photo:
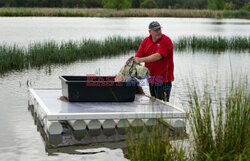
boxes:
[0,36,142,74]
[0,35,249,74]
[174,3,182,9]
[140,0,158,8]
[187,77,250,160]
[61,0,84,8]
[102,0,132,9]
[230,0,249,9]
[174,36,250,51]
[126,121,186,161]
[132,0,143,8]
[126,74,250,160]
[170,0,208,9]
[216,0,224,9]
[154,0,172,9]
[0,45,28,73]
[184,0,208,9]
[223,9,250,18]
[225,1,234,10]
[0,0,249,9]
[208,0,224,10]
[208,0,216,10]
[242,2,250,11]
[83,0,102,8]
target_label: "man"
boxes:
[133,21,174,102]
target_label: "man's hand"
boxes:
[133,57,144,63]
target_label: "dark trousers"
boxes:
[149,82,172,102]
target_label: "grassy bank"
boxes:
[0,36,249,74]
[0,8,249,19]
[126,77,250,160]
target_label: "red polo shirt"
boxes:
[135,34,174,83]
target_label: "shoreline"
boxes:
[0,8,249,19]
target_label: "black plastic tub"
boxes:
[59,76,138,102]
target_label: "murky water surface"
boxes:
[0,17,249,161]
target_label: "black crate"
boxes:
[59,76,138,102]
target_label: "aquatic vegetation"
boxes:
[0,36,249,74]
[187,76,250,160]
[174,36,250,51]
[0,45,28,73]
[223,10,250,19]
[126,120,186,161]
[126,76,250,160]
[0,8,249,19]
[0,36,140,74]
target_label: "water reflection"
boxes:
[209,21,250,25]
[211,22,225,25]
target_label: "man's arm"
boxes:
[134,53,163,63]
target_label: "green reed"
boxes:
[187,77,250,160]
[222,10,250,19]
[174,36,250,52]
[0,45,28,73]
[0,36,140,74]
[126,120,186,161]
[0,8,249,19]
[125,76,249,161]
[0,36,249,74]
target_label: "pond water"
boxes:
[0,17,250,46]
[0,17,249,161]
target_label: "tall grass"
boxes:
[0,45,28,73]
[0,36,249,74]
[174,36,250,52]
[125,76,249,160]
[187,77,250,160]
[223,10,250,19]
[26,37,141,65]
[0,36,141,74]
[126,121,186,161]
[0,8,249,19]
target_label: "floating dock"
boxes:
[28,88,186,147]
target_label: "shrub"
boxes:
[140,0,158,9]
[102,0,132,9]
[242,2,250,11]
[224,1,234,10]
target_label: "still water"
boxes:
[0,17,249,161]
[0,17,250,46]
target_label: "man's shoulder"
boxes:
[143,36,151,41]
[161,34,173,44]
[161,34,172,41]
[141,36,151,44]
